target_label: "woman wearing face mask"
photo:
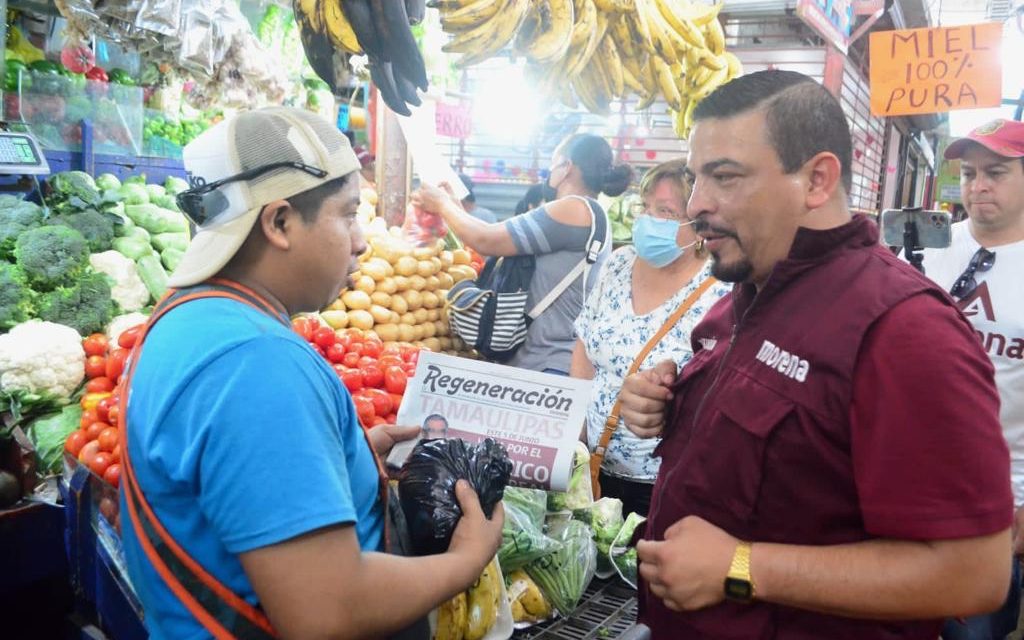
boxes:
[570,159,732,515]
[412,133,632,374]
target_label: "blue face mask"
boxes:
[632,215,695,268]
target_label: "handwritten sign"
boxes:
[870,23,1002,117]
[386,352,592,491]
[435,101,472,139]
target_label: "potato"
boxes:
[370,305,391,324]
[326,298,345,311]
[421,291,440,310]
[412,245,435,261]
[423,337,442,352]
[377,277,397,295]
[408,275,427,292]
[341,290,372,311]
[430,257,443,274]
[421,321,436,338]
[360,187,378,206]
[398,324,416,343]
[389,312,400,324]
[320,310,349,329]
[437,272,454,290]
[439,337,453,350]
[413,308,429,324]
[403,289,423,311]
[452,248,471,265]
[434,320,448,337]
[393,275,410,292]
[416,260,435,278]
[363,257,394,281]
[395,255,418,277]
[411,324,425,341]
[354,275,376,294]
[440,306,449,322]
[347,309,375,331]
[374,323,399,342]
[389,294,409,315]
[400,312,417,326]
[440,250,454,269]
[370,291,392,308]
[424,275,441,292]
[426,309,440,322]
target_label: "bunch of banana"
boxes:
[435,0,533,69]
[434,558,502,640]
[294,0,428,117]
[506,569,553,624]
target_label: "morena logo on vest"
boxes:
[755,339,811,383]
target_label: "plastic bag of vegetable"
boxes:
[546,442,594,512]
[26,404,83,473]
[610,512,646,589]
[398,438,512,556]
[525,519,597,616]
[499,487,562,573]
[588,497,624,578]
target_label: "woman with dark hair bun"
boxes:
[413,133,633,374]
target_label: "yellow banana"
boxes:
[653,54,682,110]
[444,0,532,67]
[296,0,324,32]
[515,0,575,65]
[722,50,743,80]
[628,0,656,55]
[703,17,725,55]
[653,0,706,50]
[322,0,363,54]
[621,62,644,94]
[572,72,608,115]
[681,0,723,27]
[690,64,729,101]
[687,63,713,91]
[465,559,500,640]
[636,0,678,63]
[600,35,625,97]
[440,0,503,32]
[683,95,698,132]
[435,591,467,640]
[698,49,727,70]
[564,0,606,77]
[609,14,636,61]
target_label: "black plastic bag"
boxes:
[398,438,512,556]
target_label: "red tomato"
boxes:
[389,393,404,411]
[353,396,375,425]
[83,333,109,357]
[403,349,420,365]
[80,409,99,429]
[371,416,388,427]
[86,376,115,393]
[103,463,121,488]
[385,413,398,424]
[326,342,347,364]
[377,355,403,369]
[381,346,401,357]
[311,344,326,358]
[85,421,108,441]
[78,440,101,467]
[292,317,315,342]
[365,388,392,416]
[117,325,144,349]
[342,352,361,368]
[97,427,119,452]
[95,398,113,424]
[404,363,418,378]
[335,334,352,351]
[347,342,364,356]
[362,339,382,358]
[106,348,129,381]
[107,403,120,427]
[314,326,337,350]
[344,328,365,342]
[384,366,408,395]
[358,355,377,369]
[340,369,363,393]
[65,430,89,457]
[362,365,384,389]
[85,355,107,379]
[88,451,114,477]
[111,444,121,462]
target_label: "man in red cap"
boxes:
[922,118,1024,640]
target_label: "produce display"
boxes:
[294,0,428,115]
[437,0,741,133]
[524,519,597,616]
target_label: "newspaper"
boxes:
[386,352,592,491]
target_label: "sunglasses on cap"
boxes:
[176,161,328,227]
[949,247,996,300]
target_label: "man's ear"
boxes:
[256,199,296,251]
[802,152,844,211]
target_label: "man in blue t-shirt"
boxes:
[121,107,504,639]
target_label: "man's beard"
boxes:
[709,254,754,283]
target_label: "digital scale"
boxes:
[0,130,49,175]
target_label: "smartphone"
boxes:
[880,209,952,249]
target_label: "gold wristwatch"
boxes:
[723,541,755,603]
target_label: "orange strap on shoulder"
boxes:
[589,276,717,498]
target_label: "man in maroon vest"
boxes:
[618,70,1013,639]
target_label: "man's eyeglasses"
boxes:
[176,161,328,227]
[949,247,996,300]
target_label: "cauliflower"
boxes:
[106,312,150,346]
[89,251,151,312]
[0,320,85,400]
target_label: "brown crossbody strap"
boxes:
[589,275,717,498]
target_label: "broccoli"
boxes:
[0,200,44,259]
[51,209,115,252]
[47,171,101,214]
[14,225,90,290]
[0,263,35,330]
[36,271,115,335]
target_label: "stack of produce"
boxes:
[321,223,479,356]
[435,0,741,135]
[291,316,420,428]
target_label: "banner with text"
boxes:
[386,352,592,491]
[870,22,1002,117]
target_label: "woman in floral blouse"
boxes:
[570,159,732,515]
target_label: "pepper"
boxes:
[107,68,136,86]
[80,392,112,412]
[3,59,30,92]
[85,66,108,83]
[29,60,62,75]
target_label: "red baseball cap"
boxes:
[944,119,1024,160]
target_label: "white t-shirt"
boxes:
[573,247,732,481]
[921,221,1024,504]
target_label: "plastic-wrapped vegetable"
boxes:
[525,519,597,616]
[588,497,624,577]
[398,438,512,556]
[610,512,646,589]
[499,487,561,573]
[546,442,594,512]
[26,405,82,473]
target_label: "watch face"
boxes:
[724,577,753,602]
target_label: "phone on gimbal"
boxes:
[880,209,953,249]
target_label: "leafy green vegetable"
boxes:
[95,173,122,191]
[161,247,185,273]
[610,512,646,588]
[51,209,115,252]
[47,171,101,214]
[547,442,594,512]
[525,519,597,615]
[36,271,116,335]
[145,184,166,202]
[112,236,152,261]
[151,232,188,253]
[499,487,562,573]
[125,204,187,234]
[0,198,44,258]
[164,175,189,196]
[119,183,150,205]
[26,405,82,473]
[0,263,35,330]
[14,225,90,289]
[136,254,169,300]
